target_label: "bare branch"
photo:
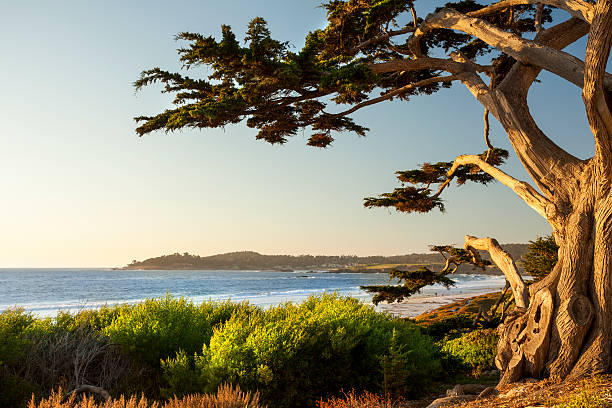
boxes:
[410,4,418,29]
[467,0,594,23]
[451,155,553,220]
[368,57,493,75]
[64,385,111,402]
[535,4,544,34]
[328,75,458,117]
[465,235,530,309]
[350,26,416,53]
[484,109,493,150]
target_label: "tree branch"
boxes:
[349,26,416,53]
[450,154,554,220]
[328,75,458,117]
[464,235,530,309]
[409,8,612,92]
[467,0,594,23]
[368,57,492,76]
[491,17,589,206]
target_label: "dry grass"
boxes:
[454,375,612,408]
[317,390,408,408]
[29,384,266,408]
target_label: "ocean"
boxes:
[0,269,507,317]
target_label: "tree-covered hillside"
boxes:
[122,245,529,271]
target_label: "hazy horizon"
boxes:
[1,1,596,267]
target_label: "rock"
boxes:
[476,386,498,400]
[500,384,531,398]
[446,384,489,396]
[426,395,476,408]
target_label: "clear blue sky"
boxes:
[0,1,596,267]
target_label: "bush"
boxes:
[163,294,440,408]
[103,294,256,367]
[0,308,137,407]
[440,328,498,375]
[420,314,473,341]
[28,384,266,408]
[555,390,611,408]
[0,307,36,366]
[0,308,41,406]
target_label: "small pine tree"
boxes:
[521,235,558,280]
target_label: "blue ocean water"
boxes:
[0,269,506,317]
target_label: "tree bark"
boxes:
[496,174,612,384]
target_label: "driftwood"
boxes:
[63,385,110,402]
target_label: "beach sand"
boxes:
[374,288,498,318]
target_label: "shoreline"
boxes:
[375,288,500,318]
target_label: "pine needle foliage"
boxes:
[133,1,550,218]
[521,235,559,280]
[364,148,508,213]
[362,245,491,304]
[134,1,547,148]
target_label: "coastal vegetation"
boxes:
[0,294,442,408]
[5,291,608,408]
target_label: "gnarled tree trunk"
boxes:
[496,172,612,384]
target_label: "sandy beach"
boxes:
[375,288,501,318]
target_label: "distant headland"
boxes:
[118,245,529,274]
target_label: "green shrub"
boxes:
[441,328,498,375]
[555,390,611,408]
[0,308,41,406]
[103,294,256,367]
[0,307,35,366]
[421,314,473,341]
[55,304,132,332]
[163,294,440,408]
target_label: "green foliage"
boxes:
[364,148,509,214]
[0,373,39,408]
[134,0,551,147]
[441,328,498,375]
[162,294,440,408]
[103,294,256,367]
[362,266,455,305]
[0,296,452,408]
[555,391,611,408]
[0,307,35,366]
[0,308,41,406]
[381,328,417,398]
[421,314,473,341]
[361,244,490,304]
[522,235,558,280]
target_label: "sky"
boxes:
[0,1,599,267]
